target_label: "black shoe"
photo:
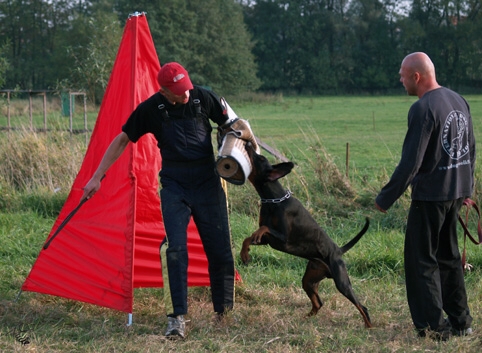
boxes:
[417,328,451,342]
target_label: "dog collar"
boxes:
[260,190,292,204]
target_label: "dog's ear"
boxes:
[267,162,294,181]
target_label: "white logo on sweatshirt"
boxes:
[442,110,469,160]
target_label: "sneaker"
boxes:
[164,315,185,340]
[452,327,473,337]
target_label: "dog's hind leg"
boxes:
[329,259,372,328]
[302,260,330,316]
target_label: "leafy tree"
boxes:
[459,2,482,89]
[243,0,359,93]
[243,0,482,94]
[0,40,10,89]
[1,0,482,96]
[346,0,402,92]
[67,11,123,103]
[242,0,288,91]
[398,0,481,91]
[114,0,260,95]
[0,0,76,89]
[0,0,115,93]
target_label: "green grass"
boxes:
[235,95,412,168]
[1,95,482,352]
[236,95,482,182]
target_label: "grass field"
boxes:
[1,95,482,352]
[236,94,482,175]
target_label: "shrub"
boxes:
[0,128,86,214]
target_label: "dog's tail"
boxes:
[340,217,370,254]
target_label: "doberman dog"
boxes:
[240,143,372,328]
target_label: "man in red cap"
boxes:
[82,62,254,339]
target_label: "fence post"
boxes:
[29,91,33,130]
[345,142,350,178]
[7,91,11,129]
[83,94,87,132]
[69,93,73,133]
[42,92,47,131]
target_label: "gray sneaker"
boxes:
[452,327,473,337]
[164,315,185,339]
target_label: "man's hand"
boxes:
[219,118,259,153]
[81,175,103,201]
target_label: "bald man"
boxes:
[375,52,475,340]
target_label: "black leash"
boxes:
[43,175,105,250]
[42,197,89,250]
[457,198,482,269]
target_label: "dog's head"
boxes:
[245,142,294,185]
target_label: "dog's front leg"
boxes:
[240,237,252,264]
[240,225,270,264]
[251,225,270,244]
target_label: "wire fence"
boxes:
[0,90,91,134]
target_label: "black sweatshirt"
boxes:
[376,87,476,211]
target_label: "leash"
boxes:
[457,198,482,269]
[255,136,289,163]
[260,190,292,204]
[43,175,106,250]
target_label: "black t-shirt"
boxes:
[122,86,228,162]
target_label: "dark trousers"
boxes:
[159,163,235,316]
[404,198,472,331]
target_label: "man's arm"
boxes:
[81,132,130,201]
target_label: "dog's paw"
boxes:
[240,249,251,264]
[251,234,264,244]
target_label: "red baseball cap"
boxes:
[157,62,194,95]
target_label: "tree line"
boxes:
[0,0,481,102]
